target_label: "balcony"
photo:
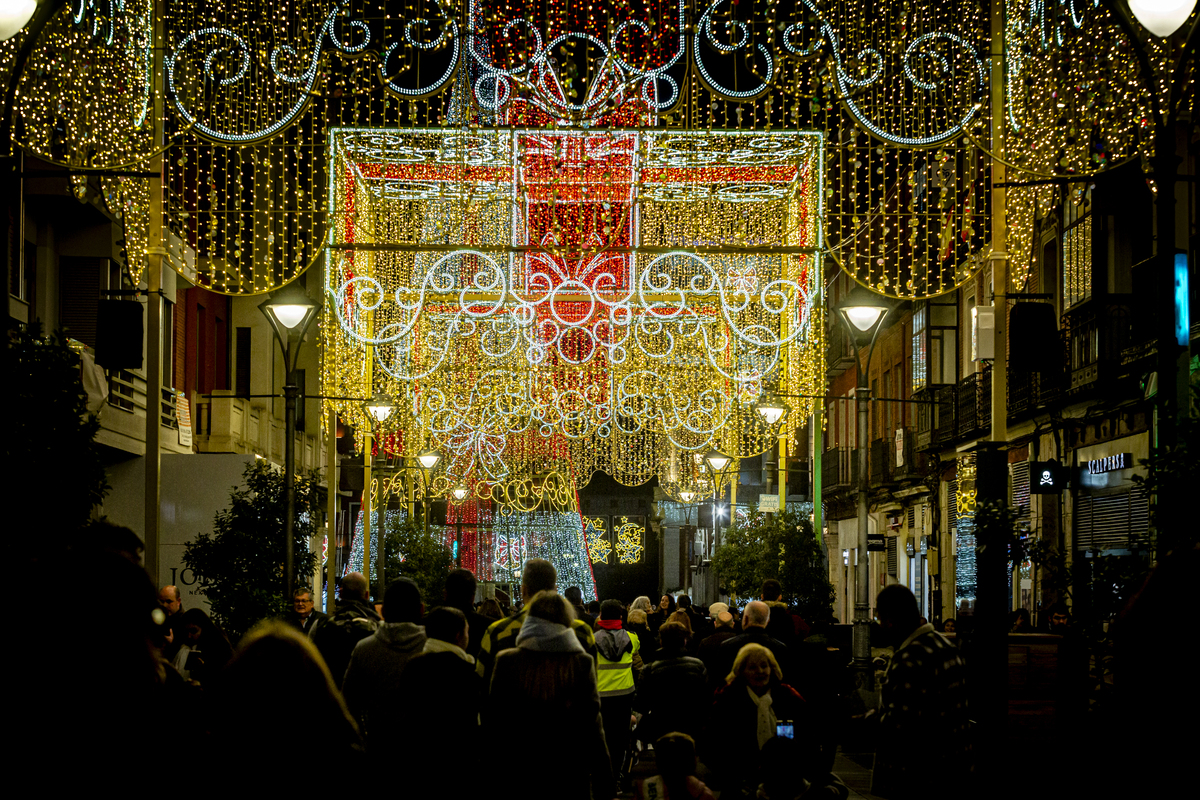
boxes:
[1065,299,1133,396]
[825,325,857,377]
[193,390,327,473]
[934,385,957,446]
[956,369,992,439]
[92,361,192,456]
[892,428,923,481]
[821,447,858,494]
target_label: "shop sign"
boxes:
[1030,460,1064,494]
[867,533,886,552]
[1088,453,1132,475]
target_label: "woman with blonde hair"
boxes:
[709,643,814,796]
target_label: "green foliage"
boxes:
[7,324,109,534]
[183,461,321,640]
[712,505,834,623]
[383,513,453,605]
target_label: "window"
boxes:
[236,327,252,396]
[1062,191,1092,309]
[911,296,957,391]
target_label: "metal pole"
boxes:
[284,374,298,604]
[363,430,372,589]
[852,369,873,689]
[377,461,386,593]
[326,406,338,614]
[813,409,824,546]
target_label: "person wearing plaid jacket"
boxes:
[872,584,972,799]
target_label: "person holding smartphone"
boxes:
[708,643,815,796]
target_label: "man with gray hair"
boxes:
[716,600,791,682]
[698,609,738,691]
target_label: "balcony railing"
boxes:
[193,391,326,473]
[870,438,894,486]
[957,368,992,439]
[1065,299,1133,395]
[821,447,858,493]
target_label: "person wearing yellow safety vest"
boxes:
[595,599,643,788]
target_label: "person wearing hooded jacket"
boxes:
[595,598,642,787]
[486,591,615,800]
[341,578,427,750]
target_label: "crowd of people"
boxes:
[32,526,982,798]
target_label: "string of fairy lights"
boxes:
[6,2,1193,520]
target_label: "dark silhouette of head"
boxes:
[876,584,921,646]
[444,568,477,609]
[676,594,692,610]
[521,558,557,602]
[762,578,783,602]
[527,590,574,626]
[340,572,369,603]
[600,598,625,621]
[382,578,423,623]
[658,620,689,651]
[564,586,584,607]
[655,732,701,799]
[425,606,468,647]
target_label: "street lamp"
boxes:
[258,281,321,605]
[0,0,35,41]
[1128,0,1197,37]
[834,284,892,692]
[413,448,442,536]
[451,485,469,502]
[754,391,791,426]
[365,391,395,422]
[703,449,736,563]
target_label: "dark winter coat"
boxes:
[708,678,814,794]
[717,628,792,684]
[341,621,426,748]
[636,647,708,741]
[312,598,381,688]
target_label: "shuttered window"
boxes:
[1011,461,1031,523]
[887,534,898,576]
[1074,488,1150,552]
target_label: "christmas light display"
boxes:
[321,125,824,494]
[585,516,612,565]
[613,516,645,564]
[954,452,977,610]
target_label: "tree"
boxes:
[713,505,834,623]
[183,461,321,640]
[383,513,453,607]
[8,324,109,538]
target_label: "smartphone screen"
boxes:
[776,721,794,739]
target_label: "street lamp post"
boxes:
[259,283,321,605]
[414,448,442,537]
[834,286,892,693]
[703,449,734,567]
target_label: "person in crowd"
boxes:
[677,595,710,641]
[648,594,676,632]
[476,559,597,688]
[486,591,615,800]
[871,584,971,799]
[445,567,492,658]
[941,617,957,634]
[172,607,233,684]
[627,608,658,665]
[399,606,480,789]
[478,597,505,621]
[1044,602,1071,634]
[718,600,790,681]
[596,598,641,786]
[287,586,327,635]
[635,732,716,800]
[566,585,596,628]
[211,620,362,765]
[312,572,381,688]
[666,609,699,655]
[1010,607,1032,633]
[158,584,185,659]
[757,735,849,800]
[637,621,707,742]
[341,578,427,746]
[81,520,145,565]
[630,595,655,617]
[699,610,738,691]
[761,579,805,646]
[588,599,602,618]
[709,644,811,796]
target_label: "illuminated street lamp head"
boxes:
[679,489,696,503]
[258,282,321,373]
[416,449,442,470]
[452,485,469,501]
[1128,0,1197,37]
[704,450,731,473]
[836,286,892,344]
[0,0,36,41]
[754,392,790,426]
[365,392,394,422]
